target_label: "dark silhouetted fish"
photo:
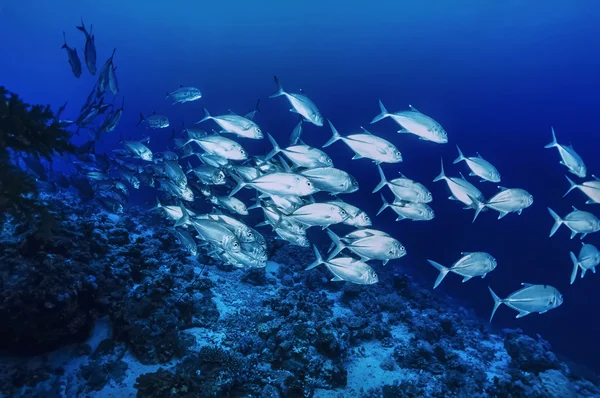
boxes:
[76,17,97,75]
[61,31,82,78]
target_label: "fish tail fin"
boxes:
[470,194,486,223]
[174,202,190,227]
[306,245,325,270]
[427,260,450,289]
[136,112,144,126]
[547,207,563,237]
[61,31,68,48]
[229,174,247,197]
[197,108,211,124]
[370,99,389,124]
[453,145,466,164]
[148,197,162,212]
[569,251,580,284]
[372,164,388,193]
[544,126,559,149]
[323,119,342,148]
[326,228,345,258]
[265,132,281,161]
[376,193,390,216]
[75,17,86,33]
[563,175,578,198]
[433,157,446,182]
[269,75,285,98]
[488,286,504,323]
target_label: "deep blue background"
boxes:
[2,0,600,371]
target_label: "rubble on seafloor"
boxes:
[0,191,599,398]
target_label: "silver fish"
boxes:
[371,100,448,144]
[230,172,317,197]
[137,112,170,129]
[377,195,434,221]
[472,187,533,222]
[269,76,323,126]
[327,200,371,227]
[548,206,600,240]
[544,127,586,178]
[266,133,332,168]
[488,283,563,322]
[327,229,405,265]
[197,108,262,139]
[434,158,484,210]
[166,86,202,104]
[287,203,349,229]
[427,252,497,288]
[453,145,500,183]
[569,242,600,284]
[300,167,358,195]
[307,246,378,285]
[373,164,432,203]
[563,175,600,204]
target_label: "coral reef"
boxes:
[0,192,599,397]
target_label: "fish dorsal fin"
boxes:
[330,275,344,282]
[228,109,239,115]
[278,155,292,172]
[521,283,534,287]
[593,174,600,181]
[572,205,580,212]
[476,152,483,159]
[497,185,508,191]
[458,172,467,180]
[360,126,373,135]
[409,104,421,113]
[461,251,472,255]
[298,139,307,146]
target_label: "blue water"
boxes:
[2,0,600,372]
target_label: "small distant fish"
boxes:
[307,246,378,285]
[488,283,563,322]
[453,145,500,183]
[327,200,371,227]
[166,85,202,104]
[61,31,82,78]
[97,49,117,96]
[563,175,600,204]
[137,112,170,129]
[324,121,402,164]
[269,76,323,126]
[76,17,97,75]
[569,242,600,284]
[196,108,263,139]
[548,206,600,239]
[427,252,497,288]
[544,126,586,178]
[371,100,448,144]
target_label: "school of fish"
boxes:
[57,19,598,325]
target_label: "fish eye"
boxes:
[233,241,239,248]
[247,231,253,237]
[306,181,312,186]
[364,215,370,221]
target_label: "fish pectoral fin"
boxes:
[289,108,299,114]
[517,209,523,215]
[448,196,457,201]
[395,216,406,221]
[570,230,577,239]
[461,276,473,283]
[352,154,364,160]
[497,211,508,219]
[515,310,530,318]
[538,310,548,314]
[397,129,410,134]
[580,233,588,239]
[382,259,389,266]
[521,283,534,287]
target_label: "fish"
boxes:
[433,158,484,210]
[137,112,170,129]
[371,100,448,144]
[427,252,497,288]
[175,228,198,256]
[61,31,82,78]
[287,203,349,229]
[150,198,196,221]
[548,206,600,239]
[327,229,406,265]
[108,61,119,95]
[187,165,226,185]
[453,146,500,183]
[300,167,359,195]
[184,134,248,161]
[472,187,533,222]
[307,246,378,285]
[196,108,263,139]
[289,118,303,146]
[274,228,309,247]
[377,195,435,221]
[201,214,259,244]
[326,200,371,227]
[544,126,586,178]
[266,133,332,168]
[76,17,97,75]
[209,195,248,215]
[230,172,317,197]
[563,175,600,204]
[97,49,116,96]
[488,284,563,322]
[373,164,432,203]
[569,242,600,284]
[123,139,153,161]
[324,121,402,164]
[166,85,203,104]
[269,76,323,126]
[186,218,241,253]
